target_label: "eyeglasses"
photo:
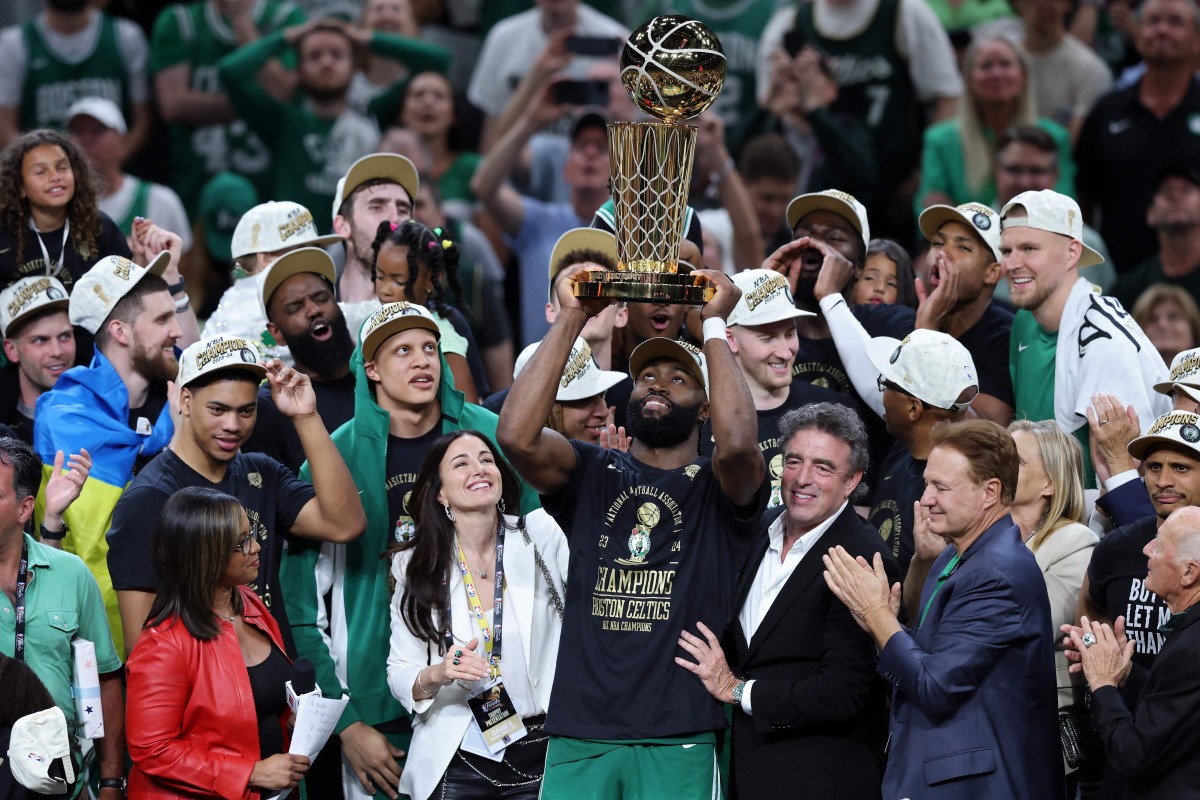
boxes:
[233,533,254,556]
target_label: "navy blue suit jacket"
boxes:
[876,515,1063,799]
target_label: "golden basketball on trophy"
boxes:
[572,16,726,304]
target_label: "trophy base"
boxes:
[573,271,714,304]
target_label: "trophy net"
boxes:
[609,121,697,274]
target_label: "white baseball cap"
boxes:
[69,252,171,335]
[177,335,268,389]
[548,227,618,283]
[727,269,815,327]
[0,276,69,337]
[231,201,342,261]
[65,96,126,134]
[919,202,1002,263]
[332,153,419,225]
[1154,347,1200,399]
[866,329,979,411]
[258,247,338,317]
[628,337,708,396]
[1000,190,1104,267]
[359,301,440,362]
[515,337,626,402]
[1128,410,1200,460]
[7,706,76,794]
[785,189,870,247]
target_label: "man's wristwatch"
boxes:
[99,777,127,793]
[732,679,748,706]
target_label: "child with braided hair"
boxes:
[367,219,486,402]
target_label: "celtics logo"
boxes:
[768,454,784,508]
[683,464,700,480]
[1183,423,1200,444]
[395,491,416,542]
[618,502,659,566]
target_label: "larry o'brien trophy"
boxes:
[573,16,726,304]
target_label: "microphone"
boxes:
[285,658,321,715]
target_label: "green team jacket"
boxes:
[279,345,539,733]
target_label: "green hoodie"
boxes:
[279,343,539,733]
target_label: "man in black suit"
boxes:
[675,402,897,799]
[1068,504,1200,799]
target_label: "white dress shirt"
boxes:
[738,502,848,714]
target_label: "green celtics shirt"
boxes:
[217,31,383,233]
[19,13,132,132]
[542,441,765,740]
[662,0,788,152]
[149,0,305,214]
[1011,308,1095,485]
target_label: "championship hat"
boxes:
[919,202,1003,263]
[258,247,338,316]
[69,252,171,335]
[176,335,267,389]
[1154,347,1200,404]
[727,269,815,327]
[332,153,419,224]
[515,337,626,402]
[1128,410,1200,460]
[359,301,440,362]
[232,201,342,261]
[64,96,126,134]
[1000,189,1104,267]
[785,189,870,247]
[866,329,979,411]
[628,337,708,396]
[6,706,76,794]
[0,276,69,337]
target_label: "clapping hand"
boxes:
[822,547,901,633]
[912,501,949,564]
[1087,394,1140,485]
[1067,615,1134,689]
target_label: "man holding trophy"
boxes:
[497,17,768,798]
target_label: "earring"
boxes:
[497,499,506,514]
[444,505,455,522]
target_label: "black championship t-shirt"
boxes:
[1088,515,1170,671]
[385,428,441,546]
[106,449,315,649]
[958,302,1015,409]
[244,374,357,473]
[792,302,915,393]
[542,441,766,739]
[700,379,857,510]
[128,382,169,477]
[868,441,926,579]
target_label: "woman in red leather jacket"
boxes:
[125,487,311,798]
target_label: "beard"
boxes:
[285,311,355,377]
[625,394,703,449]
[131,339,179,383]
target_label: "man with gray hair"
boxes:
[1067,504,1200,797]
[676,402,898,798]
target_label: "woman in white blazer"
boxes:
[386,429,568,800]
[1008,422,1099,765]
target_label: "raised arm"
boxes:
[264,360,366,543]
[698,270,766,507]
[216,28,293,142]
[497,265,613,494]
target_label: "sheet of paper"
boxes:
[272,694,349,800]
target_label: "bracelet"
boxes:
[40,522,65,541]
[416,666,440,696]
[167,277,187,295]
[175,296,191,314]
[99,777,126,793]
[702,316,727,344]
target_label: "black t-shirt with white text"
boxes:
[106,449,315,652]
[868,442,926,579]
[1088,515,1169,671]
[385,428,441,546]
[541,441,766,739]
[957,302,1014,409]
[244,374,357,473]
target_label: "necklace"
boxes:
[464,553,489,579]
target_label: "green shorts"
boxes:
[540,732,721,800]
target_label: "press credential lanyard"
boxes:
[917,553,961,629]
[31,218,69,279]
[13,538,29,661]
[451,525,506,680]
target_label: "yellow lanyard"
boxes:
[456,535,505,680]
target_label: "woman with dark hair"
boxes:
[368,218,489,400]
[0,129,130,291]
[397,72,479,220]
[125,487,310,799]
[386,430,567,800]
